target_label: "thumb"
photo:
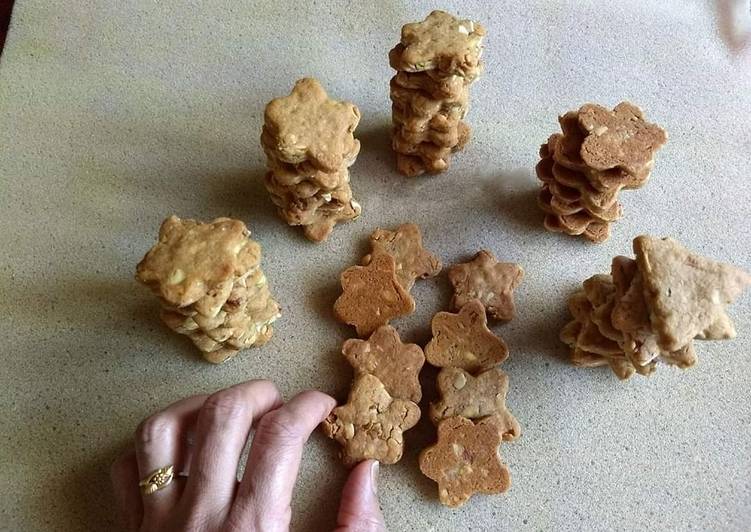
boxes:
[335,460,387,532]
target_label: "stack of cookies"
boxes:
[325,224,442,465]
[136,216,281,364]
[419,250,523,507]
[389,10,485,177]
[536,102,667,243]
[262,77,362,242]
[561,235,751,379]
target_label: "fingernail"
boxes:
[370,460,379,496]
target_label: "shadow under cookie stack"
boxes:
[136,216,281,364]
[389,10,485,177]
[262,77,362,242]
[536,102,667,243]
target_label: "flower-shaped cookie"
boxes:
[136,216,261,308]
[578,102,667,176]
[323,374,420,466]
[430,367,520,441]
[448,250,524,320]
[264,78,361,172]
[361,223,442,290]
[425,300,509,372]
[342,325,425,402]
[334,253,416,337]
[395,10,486,77]
[419,416,510,507]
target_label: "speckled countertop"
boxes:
[1,1,750,530]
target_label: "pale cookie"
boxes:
[430,367,520,441]
[578,102,667,176]
[425,300,509,371]
[342,325,425,402]
[419,416,510,507]
[448,250,524,321]
[392,70,467,100]
[334,253,416,337]
[361,223,442,290]
[264,78,361,172]
[391,10,485,77]
[323,374,420,466]
[633,235,751,351]
[136,216,261,308]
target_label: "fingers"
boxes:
[110,449,143,531]
[134,394,207,524]
[228,390,336,531]
[179,380,283,522]
[335,460,386,532]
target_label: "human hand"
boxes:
[110,380,386,531]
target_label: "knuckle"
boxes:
[135,413,174,446]
[201,389,249,423]
[255,409,302,445]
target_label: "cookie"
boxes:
[323,374,420,466]
[425,300,509,371]
[448,250,523,320]
[333,253,416,337]
[361,223,442,291]
[430,367,520,441]
[419,416,510,507]
[342,325,425,402]
[393,10,485,78]
[263,78,361,172]
[634,235,751,351]
[578,102,667,176]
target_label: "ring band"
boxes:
[139,465,175,495]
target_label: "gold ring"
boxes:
[139,465,175,496]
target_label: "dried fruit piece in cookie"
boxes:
[322,374,420,466]
[448,250,524,320]
[633,235,751,351]
[361,223,442,291]
[263,78,361,172]
[419,416,510,507]
[334,253,416,337]
[578,102,667,176]
[342,325,425,402]
[136,216,262,307]
[430,367,520,441]
[425,300,509,372]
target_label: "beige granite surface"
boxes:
[1,1,750,530]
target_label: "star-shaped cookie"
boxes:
[430,367,520,441]
[577,102,667,176]
[322,374,420,466]
[425,299,509,372]
[448,250,524,320]
[419,416,510,507]
[361,223,442,291]
[333,253,416,337]
[263,78,361,172]
[342,325,425,402]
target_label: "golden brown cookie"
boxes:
[323,374,420,466]
[136,216,262,308]
[342,325,425,402]
[361,223,442,291]
[333,253,416,337]
[425,300,509,371]
[393,10,486,78]
[419,416,510,507]
[448,250,524,320]
[633,235,751,351]
[430,367,520,441]
[263,78,361,172]
[578,102,667,176]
